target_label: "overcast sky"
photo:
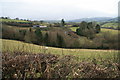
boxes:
[0,0,119,20]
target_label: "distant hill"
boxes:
[68,17,118,22]
[107,17,118,22]
[44,20,60,23]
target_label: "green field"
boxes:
[70,27,119,34]
[1,19,29,23]
[2,39,118,62]
[2,24,31,30]
[102,23,118,28]
[101,28,119,34]
[70,27,79,32]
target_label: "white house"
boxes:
[33,25,47,28]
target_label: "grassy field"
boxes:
[1,19,30,23]
[2,39,118,62]
[70,27,119,34]
[101,28,119,34]
[70,27,79,32]
[2,24,31,30]
[102,23,118,28]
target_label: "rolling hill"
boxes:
[68,17,117,22]
[2,39,118,61]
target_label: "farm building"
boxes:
[33,25,47,28]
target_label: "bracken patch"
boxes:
[2,52,120,79]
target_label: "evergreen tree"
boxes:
[57,33,65,47]
[35,28,43,45]
[76,21,87,36]
[61,19,65,27]
[95,24,101,33]
[24,28,36,43]
[44,33,49,46]
[40,20,44,24]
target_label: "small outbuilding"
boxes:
[33,25,47,28]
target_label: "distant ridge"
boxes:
[68,17,118,22]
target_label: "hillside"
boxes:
[1,18,30,23]
[2,38,120,78]
[2,39,118,61]
[2,18,120,79]
[2,23,119,50]
[101,23,118,29]
[70,26,119,34]
[68,17,117,22]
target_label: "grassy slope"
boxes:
[101,28,119,34]
[2,24,31,30]
[70,27,79,32]
[102,23,118,28]
[1,19,29,23]
[70,27,119,34]
[2,39,118,61]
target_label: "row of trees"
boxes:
[0,17,30,21]
[4,22,33,27]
